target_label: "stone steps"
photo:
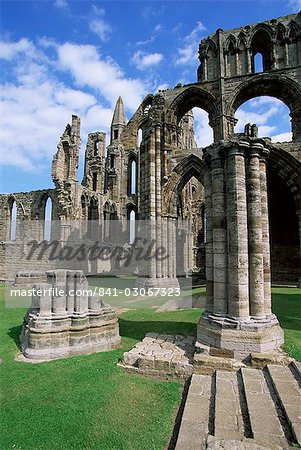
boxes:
[267,364,301,446]
[175,363,301,449]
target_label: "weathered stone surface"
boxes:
[20,270,120,361]
[175,365,297,449]
[267,364,301,446]
[121,333,195,378]
[241,367,288,449]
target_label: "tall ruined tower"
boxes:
[105,97,127,194]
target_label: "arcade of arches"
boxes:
[1,11,301,356]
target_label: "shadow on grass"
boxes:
[119,318,197,341]
[7,325,22,351]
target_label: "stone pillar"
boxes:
[291,108,301,142]
[246,47,252,73]
[284,42,289,67]
[211,152,227,316]
[246,145,265,318]
[162,217,168,278]
[155,125,162,279]
[203,154,214,314]
[259,154,272,314]
[149,132,156,280]
[226,142,249,319]
[197,138,284,358]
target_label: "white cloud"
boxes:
[289,0,301,11]
[89,18,112,41]
[131,50,163,70]
[156,83,169,92]
[88,6,112,41]
[193,108,213,147]
[270,132,292,143]
[57,42,146,109]
[142,5,165,19]
[154,24,163,33]
[234,97,291,141]
[0,38,36,60]
[54,0,68,10]
[0,38,147,172]
[174,22,206,66]
[235,106,279,131]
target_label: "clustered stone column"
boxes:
[197,137,284,357]
[20,269,120,360]
[137,125,179,289]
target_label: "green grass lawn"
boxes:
[0,285,300,449]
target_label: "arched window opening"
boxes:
[176,176,205,277]
[43,197,52,241]
[251,29,272,73]
[137,128,143,147]
[110,154,115,169]
[88,198,99,238]
[94,140,100,156]
[129,209,136,244]
[9,200,17,241]
[88,198,99,221]
[92,172,98,191]
[234,96,292,143]
[113,130,119,140]
[128,157,137,195]
[103,202,117,242]
[253,52,264,73]
[143,104,151,115]
[181,107,213,149]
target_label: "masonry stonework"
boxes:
[1,12,301,357]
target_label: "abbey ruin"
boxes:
[0,12,301,357]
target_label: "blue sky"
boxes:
[0,0,300,193]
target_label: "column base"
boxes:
[196,312,284,359]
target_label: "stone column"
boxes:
[246,144,265,318]
[149,132,156,280]
[291,108,301,142]
[162,217,168,278]
[259,153,272,314]
[211,151,228,316]
[155,125,162,279]
[203,154,214,314]
[246,47,252,73]
[284,42,289,67]
[226,142,249,320]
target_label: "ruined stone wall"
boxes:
[0,12,300,284]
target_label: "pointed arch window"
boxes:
[128,155,137,195]
[251,29,272,73]
[9,199,17,241]
[44,197,52,241]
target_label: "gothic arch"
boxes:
[288,20,301,40]
[169,86,217,138]
[227,74,301,140]
[162,153,203,216]
[225,34,238,52]
[250,25,273,72]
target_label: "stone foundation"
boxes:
[121,333,195,378]
[197,313,284,359]
[20,269,120,361]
